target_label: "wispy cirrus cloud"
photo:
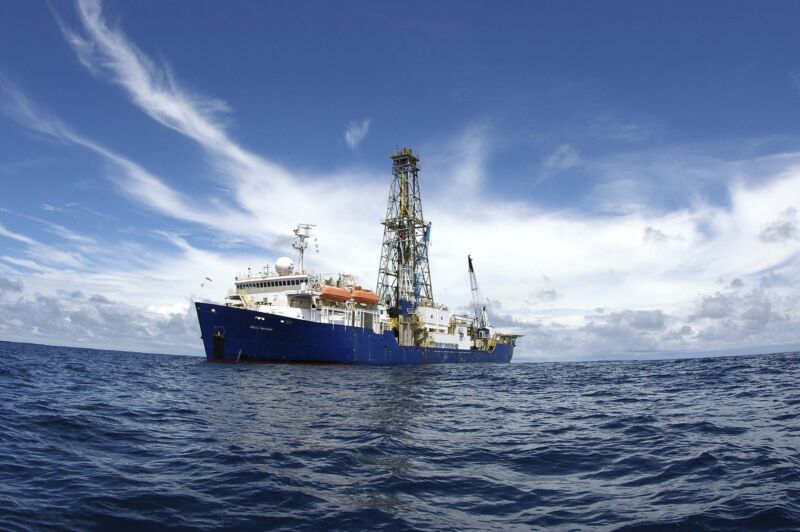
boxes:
[0,219,85,269]
[543,143,581,170]
[0,77,255,243]
[537,143,581,182]
[344,118,370,149]
[52,0,386,275]
[3,0,800,359]
[587,113,659,143]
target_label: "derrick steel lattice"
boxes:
[376,148,433,311]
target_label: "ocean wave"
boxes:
[0,341,798,530]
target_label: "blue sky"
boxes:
[2,0,800,359]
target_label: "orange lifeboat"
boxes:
[352,289,379,305]
[320,286,351,303]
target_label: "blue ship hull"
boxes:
[195,302,513,365]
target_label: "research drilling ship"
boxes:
[194,148,520,364]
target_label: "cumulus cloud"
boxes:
[760,271,787,289]
[759,207,799,242]
[503,278,800,360]
[3,0,800,360]
[0,276,23,293]
[606,309,666,330]
[344,119,370,149]
[687,281,794,346]
[643,226,669,243]
[0,290,200,355]
[535,289,560,302]
[693,293,734,320]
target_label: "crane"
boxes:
[468,255,490,337]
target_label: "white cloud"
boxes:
[693,293,734,319]
[643,226,669,243]
[0,276,23,293]
[2,0,800,360]
[0,221,36,245]
[49,1,386,276]
[543,143,580,170]
[535,289,560,302]
[0,219,86,269]
[423,124,488,197]
[0,288,200,355]
[643,226,683,243]
[759,207,799,242]
[588,114,658,143]
[344,119,370,149]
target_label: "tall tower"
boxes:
[376,148,434,316]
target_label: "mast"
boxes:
[376,148,434,315]
[292,223,316,273]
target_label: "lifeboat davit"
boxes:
[320,286,351,303]
[352,289,379,305]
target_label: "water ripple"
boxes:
[0,340,798,530]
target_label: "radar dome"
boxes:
[275,256,294,275]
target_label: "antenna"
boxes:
[292,223,316,273]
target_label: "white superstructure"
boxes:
[223,224,514,350]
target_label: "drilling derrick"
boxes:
[376,149,433,345]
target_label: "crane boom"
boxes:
[468,255,489,330]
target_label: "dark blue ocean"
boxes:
[0,341,798,530]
